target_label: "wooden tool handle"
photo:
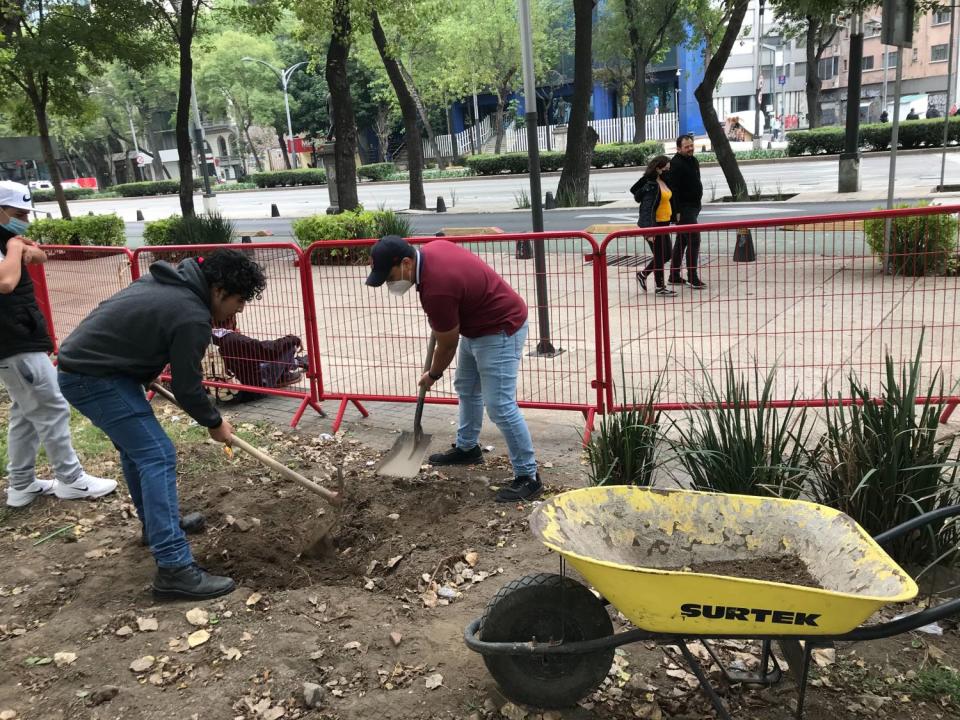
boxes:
[149,383,342,506]
[414,333,437,435]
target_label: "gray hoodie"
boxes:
[58,258,222,428]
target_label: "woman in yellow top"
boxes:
[629,155,676,297]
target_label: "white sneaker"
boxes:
[53,473,118,501]
[6,479,56,508]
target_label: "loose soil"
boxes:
[1,399,959,720]
[686,555,822,589]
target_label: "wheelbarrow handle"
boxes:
[873,504,960,546]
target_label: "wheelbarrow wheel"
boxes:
[478,572,614,709]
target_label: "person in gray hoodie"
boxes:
[58,250,266,600]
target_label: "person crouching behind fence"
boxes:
[365,235,542,503]
[57,250,266,601]
[0,180,117,508]
[631,156,677,297]
[212,315,304,404]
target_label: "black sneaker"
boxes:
[668,275,687,286]
[635,271,648,292]
[428,444,484,466]
[152,563,236,600]
[655,287,677,297]
[495,473,543,503]
[688,278,707,289]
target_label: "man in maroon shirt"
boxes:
[366,235,541,502]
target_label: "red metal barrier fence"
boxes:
[302,232,605,437]
[599,204,960,419]
[30,204,960,436]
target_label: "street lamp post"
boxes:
[753,0,766,148]
[243,57,306,169]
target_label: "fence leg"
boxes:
[581,408,596,447]
[332,397,350,433]
[290,397,311,428]
[941,401,958,424]
[351,399,370,418]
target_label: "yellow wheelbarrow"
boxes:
[464,487,960,719]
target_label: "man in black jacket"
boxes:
[0,180,117,509]
[667,134,707,289]
[58,250,266,600]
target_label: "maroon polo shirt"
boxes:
[417,240,527,338]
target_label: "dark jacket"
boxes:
[58,258,222,428]
[668,153,703,209]
[631,177,662,228]
[0,228,54,361]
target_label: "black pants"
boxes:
[642,221,672,288]
[670,205,701,280]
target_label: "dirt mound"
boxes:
[182,447,508,592]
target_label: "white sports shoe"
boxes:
[53,473,118,501]
[6,479,56,508]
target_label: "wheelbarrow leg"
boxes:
[678,641,734,720]
[777,639,817,720]
[794,642,815,720]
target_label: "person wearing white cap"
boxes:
[0,180,117,508]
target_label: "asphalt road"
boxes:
[37,151,960,228]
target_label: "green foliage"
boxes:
[357,162,398,181]
[25,214,126,247]
[112,180,181,197]
[809,337,960,568]
[590,142,666,168]
[250,169,327,188]
[787,118,960,155]
[863,203,959,276]
[143,213,235,246]
[292,208,411,265]
[30,188,97,202]
[669,362,813,498]
[901,667,960,705]
[695,149,786,163]
[386,168,475,181]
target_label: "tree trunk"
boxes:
[397,61,446,169]
[374,107,389,162]
[446,105,456,159]
[493,91,506,155]
[630,63,649,143]
[325,0,359,211]
[694,0,749,199]
[175,2,196,217]
[556,0,597,207]
[805,19,824,129]
[33,98,70,219]
[243,120,263,172]
[276,124,292,169]
[372,11,426,209]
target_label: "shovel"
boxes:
[376,333,436,478]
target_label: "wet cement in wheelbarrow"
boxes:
[680,555,822,588]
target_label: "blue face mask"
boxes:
[2,215,29,235]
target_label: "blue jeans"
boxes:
[58,371,192,568]
[455,321,537,478]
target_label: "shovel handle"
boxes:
[149,383,342,506]
[414,333,437,434]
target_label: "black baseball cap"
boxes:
[366,234,415,287]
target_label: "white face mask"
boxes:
[387,279,414,296]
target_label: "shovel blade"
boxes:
[376,431,433,478]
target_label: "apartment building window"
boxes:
[818,56,839,80]
[795,61,807,78]
[732,95,752,112]
[932,44,949,62]
[862,55,875,70]
[934,8,952,25]
[888,51,898,68]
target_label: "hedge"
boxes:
[863,202,959,276]
[25,214,126,246]
[787,117,960,156]
[250,168,327,188]
[31,187,97,202]
[464,142,665,175]
[112,180,181,197]
[291,208,412,265]
[357,162,397,181]
[143,213,235,247]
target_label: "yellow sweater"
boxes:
[656,185,672,222]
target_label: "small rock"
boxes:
[246,592,263,607]
[303,682,325,709]
[87,686,119,706]
[129,656,155,673]
[115,625,133,637]
[387,513,400,521]
[0,711,17,720]
[499,701,527,720]
[53,652,77,667]
[136,617,158,632]
[261,708,285,720]
[185,608,209,627]
[389,631,402,647]
[187,629,210,648]
[464,551,479,567]
[233,518,253,532]
[342,641,361,651]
